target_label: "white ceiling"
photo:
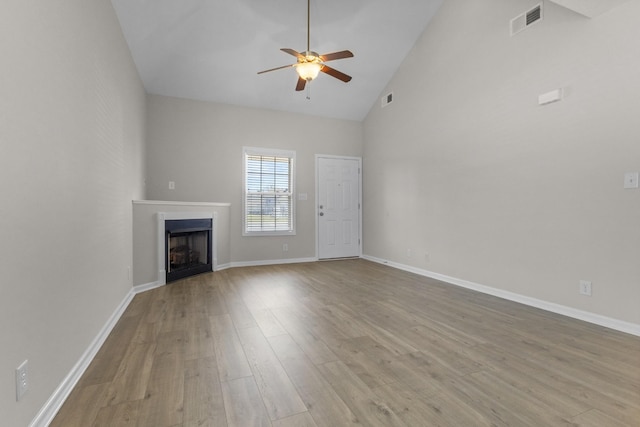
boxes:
[548,0,631,17]
[110,0,443,121]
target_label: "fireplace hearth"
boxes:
[165,218,212,282]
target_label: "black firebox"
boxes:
[165,218,212,283]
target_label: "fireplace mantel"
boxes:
[132,200,231,289]
[134,200,230,208]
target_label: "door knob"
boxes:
[319,212,324,216]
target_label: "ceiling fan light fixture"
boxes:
[296,62,322,81]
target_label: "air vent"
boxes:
[526,5,541,24]
[381,92,393,108]
[511,3,543,36]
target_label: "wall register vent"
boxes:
[381,92,393,108]
[511,3,543,36]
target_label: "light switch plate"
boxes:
[624,172,639,189]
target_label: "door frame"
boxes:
[315,154,363,259]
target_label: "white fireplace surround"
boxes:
[157,211,217,285]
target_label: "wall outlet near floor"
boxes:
[16,360,28,401]
[168,181,175,190]
[579,280,592,296]
[282,243,288,252]
[407,249,412,258]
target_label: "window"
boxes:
[243,147,295,236]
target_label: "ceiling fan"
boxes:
[257,0,354,92]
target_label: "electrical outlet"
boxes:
[16,360,28,401]
[579,280,592,296]
[282,243,288,252]
[407,249,412,258]
[425,252,430,262]
[168,181,175,190]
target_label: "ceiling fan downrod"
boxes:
[306,0,311,53]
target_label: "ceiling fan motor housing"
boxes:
[301,51,320,62]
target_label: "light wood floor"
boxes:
[51,259,640,426]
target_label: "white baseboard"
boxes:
[133,280,163,293]
[362,255,640,337]
[30,289,136,427]
[229,257,317,268]
[215,262,232,271]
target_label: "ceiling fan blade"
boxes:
[320,65,352,83]
[257,64,295,74]
[295,77,307,91]
[281,48,304,59]
[319,50,354,62]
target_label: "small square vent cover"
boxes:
[381,92,393,108]
[511,3,543,36]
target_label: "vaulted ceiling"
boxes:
[548,0,631,18]
[110,0,443,121]
[110,0,629,122]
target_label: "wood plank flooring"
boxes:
[50,259,640,426]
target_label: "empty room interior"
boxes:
[2,0,639,426]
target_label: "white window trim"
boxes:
[242,146,296,236]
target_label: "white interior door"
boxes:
[317,156,361,259]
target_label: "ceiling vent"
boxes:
[511,3,543,36]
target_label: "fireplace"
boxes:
[164,218,212,282]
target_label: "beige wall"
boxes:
[145,95,364,263]
[363,0,640,324]
[0,0,146,425]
